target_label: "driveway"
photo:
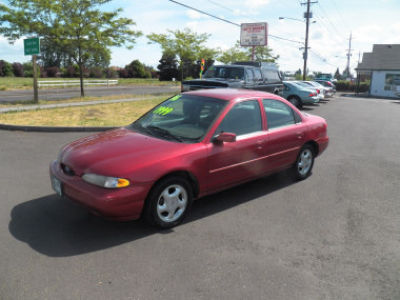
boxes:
[0,96,399,299]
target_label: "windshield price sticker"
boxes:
[154,106,174,116]
[170,95,181,101]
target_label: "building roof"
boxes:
[357,44,400,71]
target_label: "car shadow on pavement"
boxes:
[9,171,296,257]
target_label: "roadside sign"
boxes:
[240,23,268,47]
[24,38,40,56]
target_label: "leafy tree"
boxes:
[219,41,278,64]
[39,38,70,68]
[147,28,218,81]
[218,41,249,64]
[125,60,150,78]
[247,45,279,63]
[0,0,141,96]
[0,60,13,76]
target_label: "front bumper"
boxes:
[49,160,151,221]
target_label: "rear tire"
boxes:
[144,176,193,228]
[292,144,314,180]
[287,96,302,109]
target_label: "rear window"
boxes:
[262,68,281,82]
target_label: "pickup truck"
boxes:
[182,62,283,95]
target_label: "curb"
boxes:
[0,123,117,132]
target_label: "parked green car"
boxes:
[282,81,320,108]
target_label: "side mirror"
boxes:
[213,132,236,144]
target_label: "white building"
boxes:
[356,44,400,98]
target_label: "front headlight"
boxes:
[82,173,130,189]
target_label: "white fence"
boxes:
[38,79,118,88]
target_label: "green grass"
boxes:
[0,77,34,90]
[0,77,179,91]
[0,95,169,127]
[0,93,176,109]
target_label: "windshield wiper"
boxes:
[146,125,183,142]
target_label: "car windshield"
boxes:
[129,94,226,143]
[203,66,244,80]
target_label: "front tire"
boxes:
[292,145,314,180]
[144,176,193,228]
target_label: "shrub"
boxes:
[118,68,129,78]
[46,66,60,77]
[63,65,79,77]
[23,62,34,77]
[89,67,105,78]
[39,66,47,78]
[335,80,370,92]
[12,63,24,77]
[105,67,118,78]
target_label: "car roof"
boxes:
[210,64,255,69]
[184,88,281,102]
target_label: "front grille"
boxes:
[61,163,75,176]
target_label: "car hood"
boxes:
[59,127,189,177]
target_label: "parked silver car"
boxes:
[302,81,334,98]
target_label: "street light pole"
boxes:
[278,14,316,80]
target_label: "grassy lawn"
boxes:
[0,93,175,109]
[0,77,179,91]
[0,95,169,127]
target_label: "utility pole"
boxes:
[301,0,317,80]
[345,32,353,79]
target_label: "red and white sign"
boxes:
[240,22,268,46]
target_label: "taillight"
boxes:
[309,92,316,97]
[316,89,320,94]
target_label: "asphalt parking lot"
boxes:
[0,95,399,300]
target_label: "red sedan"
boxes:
[50,89,329,228]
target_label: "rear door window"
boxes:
[262,99,301,130]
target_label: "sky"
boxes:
[1,0,400,75]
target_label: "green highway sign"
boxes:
[24,38,40,56]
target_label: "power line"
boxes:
[167,0,240,27]
[313,14,344,44]
[316,2,342,38]
[309,49,337,67]
[328,0,352,31]
[204,0,236,14]
[167,0,304,45]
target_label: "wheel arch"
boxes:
[304,140,319,156]
[288,94,302,101]
[148,170,200,200]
